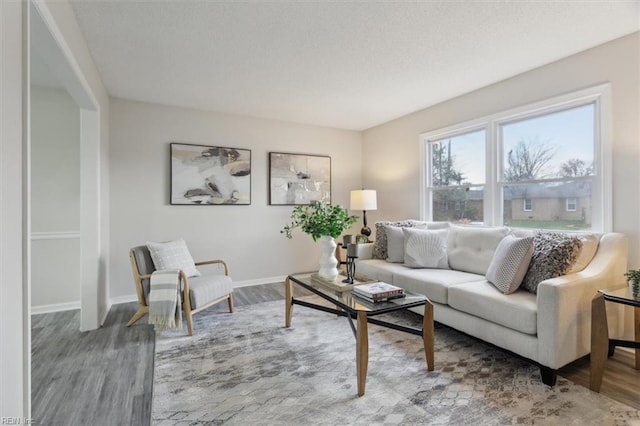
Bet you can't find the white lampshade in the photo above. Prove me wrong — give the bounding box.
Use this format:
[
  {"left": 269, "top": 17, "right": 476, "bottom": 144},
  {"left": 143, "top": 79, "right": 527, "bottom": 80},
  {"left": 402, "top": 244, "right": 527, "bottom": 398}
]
[{"left": 350, "top": 189, "right": 377, "bottom": 211}]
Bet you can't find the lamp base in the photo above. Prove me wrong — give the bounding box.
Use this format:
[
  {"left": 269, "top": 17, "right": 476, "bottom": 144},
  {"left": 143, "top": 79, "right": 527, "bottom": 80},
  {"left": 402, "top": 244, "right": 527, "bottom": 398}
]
[{"left": 360, "top": 226, "right": 371, "bottom": 237}]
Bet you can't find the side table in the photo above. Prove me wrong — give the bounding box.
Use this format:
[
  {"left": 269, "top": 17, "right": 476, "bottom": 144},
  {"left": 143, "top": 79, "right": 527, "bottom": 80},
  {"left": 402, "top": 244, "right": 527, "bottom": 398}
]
[{"left": 590, "top": 287, "right": 640, "bottom": 392}]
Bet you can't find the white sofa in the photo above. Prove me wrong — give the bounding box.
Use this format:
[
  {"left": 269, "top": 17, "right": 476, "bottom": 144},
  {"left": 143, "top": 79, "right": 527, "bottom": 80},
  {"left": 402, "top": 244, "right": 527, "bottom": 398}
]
[{"left": 354, "top": 222, "right": 628, "bottom": 386}]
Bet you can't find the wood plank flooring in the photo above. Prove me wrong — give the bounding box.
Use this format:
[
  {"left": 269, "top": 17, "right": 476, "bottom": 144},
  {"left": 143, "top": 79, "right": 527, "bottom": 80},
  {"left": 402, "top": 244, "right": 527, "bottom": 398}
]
[{"left": 31, "top": 282, "right": 640, "bottom": 425}]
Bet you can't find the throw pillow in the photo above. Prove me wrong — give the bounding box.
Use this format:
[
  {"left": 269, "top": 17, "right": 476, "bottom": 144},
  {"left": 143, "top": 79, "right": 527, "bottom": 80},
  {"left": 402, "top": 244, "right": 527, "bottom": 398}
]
[
  {"left": 403, "top": 228, "right": 449, "bottom": 269},
  {"left": 566, "top": 234, "right": 600, "bottom": 274},
  {"left": 384, "top": 225, "right": 406, "bottom": 263},
  {"left": 146, "top": 238, "right": 201, "bottom": 277},
  {"left": 485, "top": 235, "right": 534, "bottom": 294},
  {"left": 372, "top": 220, "right": 415, "bottom": 259},
  {"left": 521, "top": 232, "right": 583, "bottom": 294},
  {"left": 371, "top": 220, "right": 447, "bottom": 259}
]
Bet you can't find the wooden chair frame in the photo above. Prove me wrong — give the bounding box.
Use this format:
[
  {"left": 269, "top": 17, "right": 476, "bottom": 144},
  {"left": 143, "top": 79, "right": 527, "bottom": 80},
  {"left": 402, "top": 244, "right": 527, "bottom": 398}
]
[{"left": 127, "top": 250, "right": 234, "bottom": 335}]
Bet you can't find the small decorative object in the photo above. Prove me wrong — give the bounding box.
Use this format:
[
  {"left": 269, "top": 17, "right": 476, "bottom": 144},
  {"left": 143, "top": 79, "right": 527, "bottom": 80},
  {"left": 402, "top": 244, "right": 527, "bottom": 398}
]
[
  {"left": 355, "top": 234, "right": 369, "bottom": 244},
  {"left": 170, "top": 143, "right": 251, "bottom": 205},
  {"left": 281, "top": 202, "right": 358, "bottom": 280},
  {"left": 625, "top": 269, "right": 640, "bottom": 296},
  {"left": 343, "top": 244, "right": 358, "bottom": 284},
  {"left": 342, "top": 234, "right": 353, "bottom": 246},
  {"left": 350, "top": 189, "right": 377, "bottom": 239},
  {"left": 269, "top": 152, "right": 331, "bottom": 205}
]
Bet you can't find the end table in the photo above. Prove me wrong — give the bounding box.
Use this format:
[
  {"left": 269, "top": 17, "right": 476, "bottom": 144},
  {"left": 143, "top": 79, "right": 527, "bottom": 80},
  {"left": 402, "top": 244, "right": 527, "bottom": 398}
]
[{"left": 590, "top": 287, "right": 640, "bottom": 392}]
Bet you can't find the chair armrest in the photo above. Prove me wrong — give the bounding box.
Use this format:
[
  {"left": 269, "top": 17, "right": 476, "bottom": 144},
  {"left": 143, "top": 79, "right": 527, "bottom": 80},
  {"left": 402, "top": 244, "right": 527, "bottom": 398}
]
[
  {"left": 536, "top": 232, "right": 628, "bottom": 369},
  {"left": 354, "top": 243, "right": 375, "bottom": 260},
  {"left": 195, "top": 259, "right": 229, "bottom": 275}
]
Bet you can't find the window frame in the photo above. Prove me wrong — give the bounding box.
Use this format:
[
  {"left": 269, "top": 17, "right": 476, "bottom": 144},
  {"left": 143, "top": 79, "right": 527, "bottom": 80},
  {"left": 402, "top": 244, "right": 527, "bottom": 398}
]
[
  {"left": 420, "top": 84, "right": 612, "bottom": 232},
  {"left": 566, "top": 197, "right": 577, "bottom": 212},
  {"left": 523, "top": 198, "right": 533, "bottom": 212}
]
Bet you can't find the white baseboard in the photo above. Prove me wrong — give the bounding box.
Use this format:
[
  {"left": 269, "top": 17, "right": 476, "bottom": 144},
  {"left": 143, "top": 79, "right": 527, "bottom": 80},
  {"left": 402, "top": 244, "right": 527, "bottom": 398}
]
[{"left": 31, "top": 301, "right": 81, "bottom": 315}]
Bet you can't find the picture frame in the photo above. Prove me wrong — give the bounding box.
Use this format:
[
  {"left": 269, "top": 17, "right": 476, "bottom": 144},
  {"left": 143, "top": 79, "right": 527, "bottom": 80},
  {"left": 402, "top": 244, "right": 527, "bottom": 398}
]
[
  {"left": 269, "top": 152, "right": 331, "bottom": 205},
  {"left": 170, "top": 142, "right": 251, "bottom": 205}
]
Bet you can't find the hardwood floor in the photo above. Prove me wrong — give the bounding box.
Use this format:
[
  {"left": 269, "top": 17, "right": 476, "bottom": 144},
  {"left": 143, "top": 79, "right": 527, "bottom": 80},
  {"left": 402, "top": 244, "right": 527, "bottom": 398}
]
[{"left": 31, "top": 282, "right": 639, "bottom": 425}]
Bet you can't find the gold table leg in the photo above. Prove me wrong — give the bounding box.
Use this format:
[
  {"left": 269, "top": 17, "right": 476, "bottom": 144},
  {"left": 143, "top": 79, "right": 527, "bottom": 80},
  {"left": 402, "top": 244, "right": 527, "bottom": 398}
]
[
  {"left": 356, "top": 311, "right": 369, "bottom": 397},
  {"left": 285, "top": 277, "right": 293, "bottom": 328},
  {"left": 423, "top": 300, "right": 435, "bottom": 371},
  {"left": 590, "top": 293, "right": 608, "bottom": 392}
]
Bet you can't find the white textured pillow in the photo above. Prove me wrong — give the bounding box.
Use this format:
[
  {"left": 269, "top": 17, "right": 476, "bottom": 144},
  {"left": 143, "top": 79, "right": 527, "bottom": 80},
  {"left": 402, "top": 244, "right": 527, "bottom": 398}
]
[
  {"left": 146, "top": 239, "right": 201, "bottom": 277},
  {"left": 486, "top": 235, "right": 534, "bottom": 294},
  {"left": 402, "top": 228, "right": 449, "bottom": 269},
  {"left": 384, "top": 225, "right": 406, "bottom": 263}
]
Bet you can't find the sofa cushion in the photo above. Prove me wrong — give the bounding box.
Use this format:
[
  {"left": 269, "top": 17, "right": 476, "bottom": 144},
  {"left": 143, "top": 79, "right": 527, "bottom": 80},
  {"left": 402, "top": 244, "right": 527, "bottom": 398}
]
[
  {"left": 521, "top": 232, "right": 583, "bottom": 293},
  {"left": 447, "top": 225, "right": 510, "bottom": 275},
  {"left": 355, "top": 259, "right": 409, "bottom": 284},
  {"left": 448, "top": 281, "right": 538, "bottom": 335},
  {"left": 146, "top": 238, "right": 201, "bottom": 277},
  {"left": 485, "top": 235, "right": 534, "bottom": 294},
  {"left": 403, "top": 228, "right": 449, "bottom": 269},
  {"left": 393, "top": 268, "right": 485, "bottom": 305},
  {"left": 384, "top": 225, "right": 406, "bottom": 263}
]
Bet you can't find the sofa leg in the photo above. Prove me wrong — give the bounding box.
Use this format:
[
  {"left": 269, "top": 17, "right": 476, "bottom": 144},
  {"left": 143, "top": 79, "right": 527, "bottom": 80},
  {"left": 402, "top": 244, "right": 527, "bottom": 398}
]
[{"left": 540, "top": 366, "right": 557, "bottom": 387}]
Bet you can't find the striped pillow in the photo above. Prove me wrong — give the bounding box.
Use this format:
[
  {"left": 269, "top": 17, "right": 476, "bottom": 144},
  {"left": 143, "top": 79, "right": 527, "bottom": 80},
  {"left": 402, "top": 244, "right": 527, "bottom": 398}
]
[{"left": 485, "top": 235, "right": 534, "bottom": 294}]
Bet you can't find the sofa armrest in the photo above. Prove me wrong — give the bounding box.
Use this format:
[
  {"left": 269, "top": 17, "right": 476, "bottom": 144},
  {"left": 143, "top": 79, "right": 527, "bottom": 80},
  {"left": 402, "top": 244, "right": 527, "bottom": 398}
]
[
  {"left": 536, "top": 232, "right": 628, "bottom": 369},
  {"left": 354, "top": 243, "right": 375, "bottom": 260}
]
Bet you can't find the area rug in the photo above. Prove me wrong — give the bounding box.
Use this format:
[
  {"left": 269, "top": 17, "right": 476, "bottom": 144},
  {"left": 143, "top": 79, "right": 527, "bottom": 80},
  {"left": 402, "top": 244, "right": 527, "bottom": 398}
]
[{"left": 153, "top": 298, "right": 640, "bottom": 425}]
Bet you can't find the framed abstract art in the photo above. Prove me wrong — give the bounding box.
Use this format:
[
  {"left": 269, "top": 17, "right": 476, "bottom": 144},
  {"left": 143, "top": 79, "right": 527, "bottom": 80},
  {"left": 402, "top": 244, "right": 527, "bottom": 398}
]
[
  {"left": 269, "top": 152, "right": 331, "bottom": 205},
  {"left": 170, "top": 143, "right": 251, "bottom": 205}
]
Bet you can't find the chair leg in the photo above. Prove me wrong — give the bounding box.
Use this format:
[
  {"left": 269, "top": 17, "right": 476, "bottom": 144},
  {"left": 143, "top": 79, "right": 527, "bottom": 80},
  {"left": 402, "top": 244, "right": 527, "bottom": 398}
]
[
  {"left": 185, "top": 310, "right": 194, "bottom": 336},
  {"left": 126, "top": 306, "right": 149, "bottom": 327},
  {"left": 228, "top": 293, "right": 235, "bottom": 313}
]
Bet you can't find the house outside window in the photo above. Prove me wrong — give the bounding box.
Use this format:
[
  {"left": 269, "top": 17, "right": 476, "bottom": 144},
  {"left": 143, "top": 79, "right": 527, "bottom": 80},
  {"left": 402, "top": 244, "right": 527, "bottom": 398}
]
[{"left": 420, "top": 84, "right": 611, "bottom": 232}]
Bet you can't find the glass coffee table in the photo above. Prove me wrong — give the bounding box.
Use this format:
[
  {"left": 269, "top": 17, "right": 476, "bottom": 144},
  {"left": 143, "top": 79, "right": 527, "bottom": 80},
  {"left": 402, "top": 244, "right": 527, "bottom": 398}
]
[{"left": 285, "top": 272, "right": 434, "bottom": 396}]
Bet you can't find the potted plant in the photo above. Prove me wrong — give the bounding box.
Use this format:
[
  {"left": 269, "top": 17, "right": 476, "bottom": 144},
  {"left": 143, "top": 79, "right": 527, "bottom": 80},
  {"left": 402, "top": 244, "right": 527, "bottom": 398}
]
[
  {"left": 625, "top": 269, "right": 640, "bottom": 296},
  {"left": 282, "top": 202, "right": 358, "bottom": 280}
]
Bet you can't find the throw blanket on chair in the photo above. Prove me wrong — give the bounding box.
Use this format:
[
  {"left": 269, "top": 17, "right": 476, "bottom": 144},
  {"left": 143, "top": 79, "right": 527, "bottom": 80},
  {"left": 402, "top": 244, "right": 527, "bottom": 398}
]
[{"left": 149, "top": 269, "right": 182, "bottom": 331}]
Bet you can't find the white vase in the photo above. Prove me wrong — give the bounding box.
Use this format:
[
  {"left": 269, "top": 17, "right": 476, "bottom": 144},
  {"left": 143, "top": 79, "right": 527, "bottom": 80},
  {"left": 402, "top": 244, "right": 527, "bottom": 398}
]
[{"left": 318, "top": 235, "right": 339, "bottom": 281}]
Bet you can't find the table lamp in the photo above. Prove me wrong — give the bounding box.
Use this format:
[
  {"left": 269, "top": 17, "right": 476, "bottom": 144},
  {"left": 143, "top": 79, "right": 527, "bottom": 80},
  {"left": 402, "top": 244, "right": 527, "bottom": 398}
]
[{"left": 350, "top": 189, "right": 377, "bottom": 238}]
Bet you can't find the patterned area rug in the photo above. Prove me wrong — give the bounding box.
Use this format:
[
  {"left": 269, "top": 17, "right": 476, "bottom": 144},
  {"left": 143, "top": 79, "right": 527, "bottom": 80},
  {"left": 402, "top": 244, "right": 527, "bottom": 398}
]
[{"left": 153, "top": 297, "right": 640, "bottom": 425}]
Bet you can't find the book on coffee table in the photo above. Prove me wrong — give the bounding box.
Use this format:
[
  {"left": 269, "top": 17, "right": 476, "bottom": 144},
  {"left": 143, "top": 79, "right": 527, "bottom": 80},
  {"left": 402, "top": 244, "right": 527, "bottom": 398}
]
[{"left": 352, "top": 282, "right": 405, "bottom": 302}]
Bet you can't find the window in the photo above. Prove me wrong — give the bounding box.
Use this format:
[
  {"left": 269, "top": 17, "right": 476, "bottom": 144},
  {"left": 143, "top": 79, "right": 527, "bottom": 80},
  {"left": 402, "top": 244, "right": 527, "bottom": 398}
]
[
  {"left": 425, "top": 129, "right": 485, "bottom": 223},
  {"left": 421, "top": 85, "right": 611, "bottom": 231}
]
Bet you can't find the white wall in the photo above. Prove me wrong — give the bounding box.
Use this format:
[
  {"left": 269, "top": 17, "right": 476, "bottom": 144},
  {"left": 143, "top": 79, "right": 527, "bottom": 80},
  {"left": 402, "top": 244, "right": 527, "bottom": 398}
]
[
  {"left": 362, "top": 32, "right": 640, "bottom": 266},
  {"left": 1, "top": 0, "right": 28, "bottom": 418},
  {"left": 30, "top": 85, "right": 80, "bottom": 309},
  {"left": 109, "top": 98, "right": 363, "bottom": 301}
]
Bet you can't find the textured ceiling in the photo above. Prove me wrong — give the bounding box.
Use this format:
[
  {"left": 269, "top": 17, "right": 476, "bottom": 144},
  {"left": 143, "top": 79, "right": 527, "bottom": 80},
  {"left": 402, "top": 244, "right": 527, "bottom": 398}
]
[{"left": 69, "top": 1, "right": 639, "bottom": 131}]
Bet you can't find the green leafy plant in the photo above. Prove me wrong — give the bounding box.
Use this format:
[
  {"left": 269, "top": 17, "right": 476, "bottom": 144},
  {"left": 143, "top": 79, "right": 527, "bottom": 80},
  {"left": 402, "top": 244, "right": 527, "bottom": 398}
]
[
  {"left": 625, "top": 269, "right": 640, "bottom": 295},
  {"left": 281, "top": 203, "right": 358, "bottom": 242}
]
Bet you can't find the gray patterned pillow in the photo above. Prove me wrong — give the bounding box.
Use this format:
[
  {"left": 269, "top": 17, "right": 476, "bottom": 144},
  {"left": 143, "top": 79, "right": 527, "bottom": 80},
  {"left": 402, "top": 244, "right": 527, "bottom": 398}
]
[
  {"left": 486, "top": 235, "right": 534, "bottom": 294},
  {"left": 372, "top": 220, "right": 421, "bottom": 259},
  {"left": 521, "top": 232, "right": 583, "bottom": 294}
]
